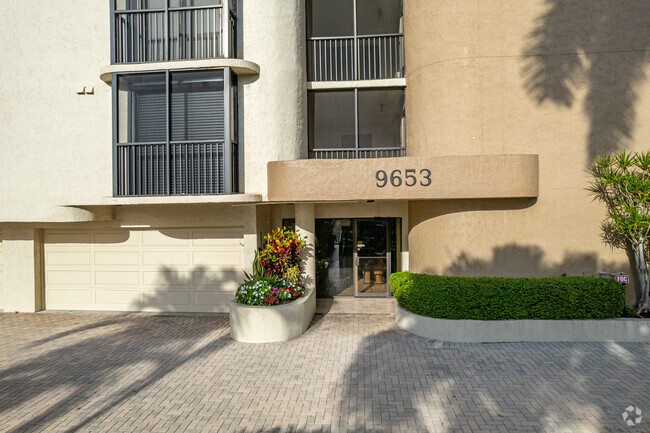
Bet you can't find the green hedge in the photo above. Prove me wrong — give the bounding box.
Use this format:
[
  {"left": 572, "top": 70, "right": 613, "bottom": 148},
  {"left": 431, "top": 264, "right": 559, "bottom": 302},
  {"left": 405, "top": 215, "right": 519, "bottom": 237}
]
[{"left": 390, "top": 272, "right": 626, "bottom": 320}]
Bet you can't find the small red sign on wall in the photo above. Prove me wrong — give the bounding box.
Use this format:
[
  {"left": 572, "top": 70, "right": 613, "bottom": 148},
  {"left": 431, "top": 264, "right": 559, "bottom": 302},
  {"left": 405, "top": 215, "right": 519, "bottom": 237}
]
[{"left": 615, "top": 275, "right": 629, "bottom": 284}]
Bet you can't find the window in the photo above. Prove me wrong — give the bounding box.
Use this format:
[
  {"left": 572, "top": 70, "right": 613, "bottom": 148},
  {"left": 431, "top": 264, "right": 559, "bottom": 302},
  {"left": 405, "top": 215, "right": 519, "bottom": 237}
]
[
  {"left": 308, "top": 88, "right": 405, "bottom": 159},
  {"left": 111, "top": 0, "right": 236, "bottom": 64},
  {"left": 113, "top": 69, "right": 238, "bottom": 196},
  {"left": 306, "top": 0, "right": 405, "bottom": 81}
]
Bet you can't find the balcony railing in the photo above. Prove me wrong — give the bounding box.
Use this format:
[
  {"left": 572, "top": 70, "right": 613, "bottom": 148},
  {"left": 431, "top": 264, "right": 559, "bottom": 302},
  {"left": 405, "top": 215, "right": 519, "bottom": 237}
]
[
  {"left": 309, "top": 147, "right": 405, "bottom": 159},
  {"left": 307, "top": 33, "right": 404, "bottom": 82},
  {"left": 115, "top": 140, "right": 237, "bottom": 196},
  {"left": 112, "top": 3, "right": 235, "bottom": 64}
]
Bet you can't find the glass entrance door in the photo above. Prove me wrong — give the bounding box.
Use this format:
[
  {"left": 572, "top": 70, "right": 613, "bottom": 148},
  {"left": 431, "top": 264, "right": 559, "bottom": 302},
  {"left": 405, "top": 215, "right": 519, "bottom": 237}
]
[
  {"left": 315, "top": 218, "right": 397, "bottom": 298},
  {"left": 354, "top": 219, "right": 391, "bottom": 297}
]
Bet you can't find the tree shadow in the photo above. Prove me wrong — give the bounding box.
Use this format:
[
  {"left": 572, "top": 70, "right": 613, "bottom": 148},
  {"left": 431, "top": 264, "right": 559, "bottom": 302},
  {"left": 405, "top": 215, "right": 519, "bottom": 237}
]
[
  {"left": 437, "top": 243, "right": 623, "bottom": 279},
  {"left": 330, "top": 328, "right": 650, "bottom": 432},
  {"left": 0, "top": 263, "right": 236, "bottom": 433},
  {"left": 521, "top": 0, "right": 650, "bottom": 163}
]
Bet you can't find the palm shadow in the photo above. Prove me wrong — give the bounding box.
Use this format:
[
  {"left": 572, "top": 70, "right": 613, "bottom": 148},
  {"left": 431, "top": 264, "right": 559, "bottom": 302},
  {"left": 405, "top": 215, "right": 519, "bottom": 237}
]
[
  {"left": 521, "top": 0, "right": 650, "bottom": 163},
  {"left": 439, "top": 243, "right": 623, "bottom": 279}
]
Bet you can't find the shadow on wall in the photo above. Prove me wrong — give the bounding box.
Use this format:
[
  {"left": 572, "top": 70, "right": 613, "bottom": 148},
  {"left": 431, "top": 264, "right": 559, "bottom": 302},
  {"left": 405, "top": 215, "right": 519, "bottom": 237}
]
[
  {"left": 426, "top": 243, "right": 625, "bottom": 278},
  {"left": 521, "top": 0, "right": 650, "bottom": 163}
]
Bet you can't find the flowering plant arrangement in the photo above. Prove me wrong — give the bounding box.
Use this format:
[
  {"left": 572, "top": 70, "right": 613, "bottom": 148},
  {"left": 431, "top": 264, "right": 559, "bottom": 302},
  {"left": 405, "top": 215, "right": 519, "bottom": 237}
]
[
  {"left": 235, "top": 276, "right": 305, "bottom": 306},
  {"left": 258, "top": 227, "right": 306, "bottom": 279}
]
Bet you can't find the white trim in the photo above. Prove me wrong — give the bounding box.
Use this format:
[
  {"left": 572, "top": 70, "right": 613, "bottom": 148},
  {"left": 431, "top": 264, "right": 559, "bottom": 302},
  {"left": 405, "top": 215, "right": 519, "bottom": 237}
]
[
  {"left": 307, "top": 78, "right": 406, "bottom": 90},
  {"left": 100, "top": 58, "right": 260, "bottom": 84}
]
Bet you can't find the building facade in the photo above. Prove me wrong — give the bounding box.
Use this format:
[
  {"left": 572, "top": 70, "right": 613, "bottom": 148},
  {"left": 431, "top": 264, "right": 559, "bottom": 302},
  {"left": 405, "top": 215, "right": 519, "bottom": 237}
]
[{"left": 0, "top": 0, "right": 647, "bottom": 313}]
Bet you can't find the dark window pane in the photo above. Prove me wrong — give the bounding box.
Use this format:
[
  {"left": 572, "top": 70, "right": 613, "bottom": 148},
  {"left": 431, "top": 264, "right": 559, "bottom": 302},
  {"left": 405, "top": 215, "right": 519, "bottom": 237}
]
[
  {"left": 309, "top": 91, "right": 356, "bottom": 150},
  {"left": 358, "top": 89, "right": 404, "bottom": 149},
  {"left": 170, "top": 70, "right": 224, "bottom": 141},
  {"left": 115, "top": 0, "right": 165, "bottom": 10},
  {"left": 307, "top": 0, "right": 354, "bottom": 37},
  {"left": 170, "top": 0, "right": 221, "bottom": 8},
  {"left": 356, "top": 0, "right": 402, "bottom": 35},
  {"left": 117, "top": 73, "right": 166, "bottom": 143},
  {"left": 316, "top": 219, "right": 354, "bottom": 297}
]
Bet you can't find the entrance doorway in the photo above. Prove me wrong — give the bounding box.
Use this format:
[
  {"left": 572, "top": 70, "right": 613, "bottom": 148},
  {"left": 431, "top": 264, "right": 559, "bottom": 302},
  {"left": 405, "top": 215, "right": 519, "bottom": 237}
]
[{"left": 315, "top": 218, "right": 398, "bottom": 298}]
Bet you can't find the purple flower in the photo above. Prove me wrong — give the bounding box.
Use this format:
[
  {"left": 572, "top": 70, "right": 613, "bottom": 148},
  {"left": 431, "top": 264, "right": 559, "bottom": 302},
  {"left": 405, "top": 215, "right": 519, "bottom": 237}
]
[{"left": 276, "top": 289, "right": 280, "bottom": 294}]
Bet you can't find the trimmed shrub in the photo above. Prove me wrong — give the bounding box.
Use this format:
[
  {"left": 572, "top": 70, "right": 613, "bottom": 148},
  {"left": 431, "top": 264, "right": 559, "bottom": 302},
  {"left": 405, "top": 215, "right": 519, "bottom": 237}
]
[{"left": 390, "top": 272, "right": 626, "bottom": 320}]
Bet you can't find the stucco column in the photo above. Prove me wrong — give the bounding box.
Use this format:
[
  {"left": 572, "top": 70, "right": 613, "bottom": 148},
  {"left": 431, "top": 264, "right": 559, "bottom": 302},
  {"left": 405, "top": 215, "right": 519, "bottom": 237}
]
[
  {"left": 3, "top": 225, "right": 42, "bottom": 313},
  {"left": 295, "top": 204, "right": 315, "bottom": 291}
]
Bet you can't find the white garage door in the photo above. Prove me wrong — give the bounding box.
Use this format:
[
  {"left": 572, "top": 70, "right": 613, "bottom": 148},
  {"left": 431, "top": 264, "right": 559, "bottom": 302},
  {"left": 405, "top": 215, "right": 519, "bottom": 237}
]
[
  {"left": 0, "top": 230, "right": 4, "bottom": 310},
  {"left": 44, "top": 228, "right": 244, "bottom": 312}
]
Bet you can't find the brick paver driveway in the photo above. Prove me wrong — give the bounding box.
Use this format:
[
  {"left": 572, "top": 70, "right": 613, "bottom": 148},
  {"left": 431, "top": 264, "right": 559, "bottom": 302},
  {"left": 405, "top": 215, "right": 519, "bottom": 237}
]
[{"left": 0, "top": 312, "right": 649, "bottom": 433}]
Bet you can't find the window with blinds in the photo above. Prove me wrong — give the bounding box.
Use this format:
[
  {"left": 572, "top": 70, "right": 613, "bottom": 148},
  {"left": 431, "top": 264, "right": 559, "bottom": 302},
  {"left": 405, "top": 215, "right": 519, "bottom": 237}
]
[{"left": 115, "top": 69, "right": 233, "bottom": 196}]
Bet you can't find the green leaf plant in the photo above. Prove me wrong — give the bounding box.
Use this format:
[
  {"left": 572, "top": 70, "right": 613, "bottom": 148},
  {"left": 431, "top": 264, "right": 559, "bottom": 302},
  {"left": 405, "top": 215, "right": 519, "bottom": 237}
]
[{"left": 589, "top": 150, "right": 650, "bottom": 314}]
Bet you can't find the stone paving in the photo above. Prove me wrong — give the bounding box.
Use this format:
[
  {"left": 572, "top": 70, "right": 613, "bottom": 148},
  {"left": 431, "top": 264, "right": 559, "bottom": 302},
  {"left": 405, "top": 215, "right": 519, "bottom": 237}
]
[{"left": 0, "top": 312, "right": 649, "bottom": 433}]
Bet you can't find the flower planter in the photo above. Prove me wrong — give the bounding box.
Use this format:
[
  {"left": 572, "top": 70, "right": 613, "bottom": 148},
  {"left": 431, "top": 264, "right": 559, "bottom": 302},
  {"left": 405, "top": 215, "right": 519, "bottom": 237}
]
[
  {"left": 229, "top": 288, "right": 316, "bottom": 343},
  {"left": 395, "top": 304, "right": 650, "bottom": 343}
]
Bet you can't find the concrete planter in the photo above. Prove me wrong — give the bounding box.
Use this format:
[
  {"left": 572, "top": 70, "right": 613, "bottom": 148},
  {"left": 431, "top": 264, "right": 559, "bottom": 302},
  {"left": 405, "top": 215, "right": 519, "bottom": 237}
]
[
  {"left": 229, "top": 288, "right": 316, "bottom": 343},
  {"left": 395, "top": 304, "right": 650, "bottom": 343}
]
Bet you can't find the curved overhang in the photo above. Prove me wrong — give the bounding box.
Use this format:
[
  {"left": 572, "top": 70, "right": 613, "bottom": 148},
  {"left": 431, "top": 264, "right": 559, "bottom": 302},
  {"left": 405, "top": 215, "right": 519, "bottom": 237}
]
[
  {"left": 268, "top": 154, "right": 539, "bottom": 202},
  {"left": 100, "top": 58, "right": 260, "bottom": 84}
]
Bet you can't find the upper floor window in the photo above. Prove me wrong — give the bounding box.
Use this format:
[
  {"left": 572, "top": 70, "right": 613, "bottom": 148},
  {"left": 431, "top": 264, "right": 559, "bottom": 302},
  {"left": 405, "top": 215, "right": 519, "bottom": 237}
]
[
  {"left": 308, "top": 88, "right": 405, "bottom": 159},
  {"left": 113, "top": 69, "right": 239, "bottom": 196},
  {"left": 306, "top": 0, "right": 404, "bottom": 82},
  {"left": 111, "top": 0, "right": 237, "bottom": 64}
]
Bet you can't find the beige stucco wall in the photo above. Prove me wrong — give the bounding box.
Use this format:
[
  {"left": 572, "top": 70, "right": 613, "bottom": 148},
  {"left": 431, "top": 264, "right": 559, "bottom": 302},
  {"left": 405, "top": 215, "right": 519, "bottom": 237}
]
[
  {"left": 240, "top": 0, "right": 307, "bottom": 197},
  {"left": 405, "top": 0, "right": 650, "bottom": 302},
  {"left": 0, "top": 0, "right": 305, "bottom": 221},
  {"left": 0, "top": 0, "right": 112, "bottom": 223}
]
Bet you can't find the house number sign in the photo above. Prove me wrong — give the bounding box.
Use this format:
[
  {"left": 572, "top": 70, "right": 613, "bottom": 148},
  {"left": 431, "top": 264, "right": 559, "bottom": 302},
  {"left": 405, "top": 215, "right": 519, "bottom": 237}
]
[{"left": 375, "top": 169, "right": 432, "bottom": 187}]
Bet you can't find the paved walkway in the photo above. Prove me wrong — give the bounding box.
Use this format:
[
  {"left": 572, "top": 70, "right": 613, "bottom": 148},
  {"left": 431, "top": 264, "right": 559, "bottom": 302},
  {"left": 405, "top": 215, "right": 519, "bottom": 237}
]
[{"left": 0, "top": 311, "right": 649, "bottom": 433}]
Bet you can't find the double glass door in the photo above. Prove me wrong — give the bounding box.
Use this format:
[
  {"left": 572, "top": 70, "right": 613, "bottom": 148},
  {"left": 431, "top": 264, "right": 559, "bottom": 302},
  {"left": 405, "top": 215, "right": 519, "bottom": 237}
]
[{"left": 315, "top": 218, "right": 396, "bottom": 298}]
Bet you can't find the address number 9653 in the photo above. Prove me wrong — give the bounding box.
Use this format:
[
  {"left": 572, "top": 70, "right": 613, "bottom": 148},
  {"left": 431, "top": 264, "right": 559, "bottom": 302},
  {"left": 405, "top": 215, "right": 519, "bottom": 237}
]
[{"left": 375, "top": 169, "right": 432, "bottom": 188}]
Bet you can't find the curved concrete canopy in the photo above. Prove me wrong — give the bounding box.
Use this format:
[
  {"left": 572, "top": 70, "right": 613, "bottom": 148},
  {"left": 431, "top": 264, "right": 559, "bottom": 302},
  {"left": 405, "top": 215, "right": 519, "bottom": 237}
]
[{"left": 100, "top": 58, "right": 260, "bottom": 84}]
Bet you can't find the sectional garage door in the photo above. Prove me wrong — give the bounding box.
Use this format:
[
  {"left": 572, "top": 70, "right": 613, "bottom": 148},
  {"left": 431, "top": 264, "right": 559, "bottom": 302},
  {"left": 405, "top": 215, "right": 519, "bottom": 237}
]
[
  {"left": 44, "top": 228, "right": 244, "bottom": 312},
  {"left": 0, "top": 231, "right": 4, "bottom": 310}
]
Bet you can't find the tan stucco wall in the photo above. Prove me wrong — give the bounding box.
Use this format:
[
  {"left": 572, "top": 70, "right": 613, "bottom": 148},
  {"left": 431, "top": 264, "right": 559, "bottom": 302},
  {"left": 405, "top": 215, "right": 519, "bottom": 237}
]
[
  {"left": 405, "top": 0, "right": 650, "bottom": 301},
  {"left": 268, "top": 154, "right": 538, "bottom": 202}
]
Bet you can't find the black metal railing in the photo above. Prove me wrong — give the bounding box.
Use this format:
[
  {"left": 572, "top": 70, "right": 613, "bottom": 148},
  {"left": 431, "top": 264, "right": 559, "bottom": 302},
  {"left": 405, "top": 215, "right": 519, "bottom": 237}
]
[
  {"left": 307, "top": 33, "right": 404, "bottom": 82},
  {"left": 115, "top": 140, "right": 236, "bottom": 196},
  {"left": 309, "top": 147, "right": 405, "bottom": 159},
  {"left": 112, "top": 4, "right": 228, "bottom": 64}
]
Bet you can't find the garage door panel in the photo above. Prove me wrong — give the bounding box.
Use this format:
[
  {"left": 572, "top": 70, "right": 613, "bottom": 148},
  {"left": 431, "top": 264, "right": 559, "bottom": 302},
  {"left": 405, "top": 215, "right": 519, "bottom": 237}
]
[
  {"left": 143, "top": 251, "right": 191, "bottom": 266},
  {"left": 95, "top": 290, "right": 143, "bottom": 306},
  {"left": 47, "top": 251, "right": 92, "bottom": 265},
  {"left": 95, "top": 251, "right": 140, "bottom": 266},
  {"left": 96, "top": 271, "right": 140, "bottom": 286},
  {"left": 142, "top": 230, "right": 191, "bottom": 247},
  {"left": 0, "top": 231, "right": 3, "bottom": 310},
  {"left": 94, "top": 232, "right": 137, "bottom": 246},
  {"left": 47, "top": 270, "right": 93, "bottom": 285},
  {"left": 192, "top": 228, "right": 244, "bottom": 245},
  {"left": 143, "top": 291, "right": 192, "bottom": 306},
  {"left": 194, "top": 291, "right": 236, "bottom": 306},
  {"left": 193, "top": 270, "right": 244, "bottom": 289},
  {"left": 44, "top": 228, "right": 244, "bottom": 312},
  {"left": 193, "top": 251, "right": 242, "bottom": 267},
  {"left": 143, "top": 270, "right": 192, "bottom": 286},
  {"left": 48, "top": 289, "right": 93, "bottom": 305}
]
